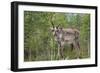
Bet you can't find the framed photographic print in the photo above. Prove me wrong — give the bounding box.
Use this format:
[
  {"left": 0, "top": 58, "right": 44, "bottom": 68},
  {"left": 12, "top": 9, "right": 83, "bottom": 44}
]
[{"left": 11, "top": 1, "right": 97, "bottom": 71}]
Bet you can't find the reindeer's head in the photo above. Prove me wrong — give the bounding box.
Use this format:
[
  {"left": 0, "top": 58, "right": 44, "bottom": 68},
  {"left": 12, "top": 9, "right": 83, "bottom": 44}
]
[
  {"left": 50, "top": 24, "right": 63, "bottom": 42},
  {"left": 50, "top": 24, "right": 62, "bottom": 36}
]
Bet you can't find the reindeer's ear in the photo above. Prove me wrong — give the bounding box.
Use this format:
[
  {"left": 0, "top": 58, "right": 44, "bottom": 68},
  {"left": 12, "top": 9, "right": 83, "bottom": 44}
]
[
  {"left": 56, "top": 24, "right": 60, "bottom": 29},
  {"left": 50, "top": 27, "right": 53, "bottom": 30},
  {"left": 50, "top": 27, "right": 54, "bottom": 32},
  {"left": 56, "top": 26, "right": 58, "bottom": 29}
]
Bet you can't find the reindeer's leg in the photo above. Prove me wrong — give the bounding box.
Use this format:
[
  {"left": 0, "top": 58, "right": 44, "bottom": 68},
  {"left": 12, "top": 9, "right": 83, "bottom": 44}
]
[
  {"left": 57, "top": 43, "right": 64, "bottom": 59},
  {"left": 60, "top": 47, "right": 64, "bottom": 59},
  {"left": 57, "top": 48, "right": 60, "bottom": 59},
  {"left": 60, "top": 43, "right": 65, "bottom": 59},
  {"left": 73, "top": 41, "right": 80, "bottom": 59},
  {"left": 57, "top": 44, "right": 60, "bottom": 60},
  {"left": 77, "top": 41, "right": 81, "bottom": 58},
  {"left": 57, "top": 41, "right": 65, "bottom": 60},
  {"left": 77, "top": 41, "right": 80, "bottom": 49},
  {"left": 71, "top": 44, "right": 74, "bottom": 51}
]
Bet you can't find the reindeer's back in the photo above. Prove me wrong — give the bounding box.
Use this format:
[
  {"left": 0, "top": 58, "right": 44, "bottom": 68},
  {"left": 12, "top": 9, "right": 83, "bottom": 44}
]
[
  {"left": 63, "top": 28, "right": 75, "bottom": 34},
  {"left": 62, "top": 28, "right": 79, "bottom": 44}
]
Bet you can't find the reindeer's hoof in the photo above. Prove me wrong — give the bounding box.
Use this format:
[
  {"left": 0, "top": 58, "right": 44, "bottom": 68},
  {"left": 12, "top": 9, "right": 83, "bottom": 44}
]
[
  {"left": 65, "top": 57, "right": 69, "bottom": 60},
  {"left": 76, "top": 56, "right": 81, "bottom": 59}
]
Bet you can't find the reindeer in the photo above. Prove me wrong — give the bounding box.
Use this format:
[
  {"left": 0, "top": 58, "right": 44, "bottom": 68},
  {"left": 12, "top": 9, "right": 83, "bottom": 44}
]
[{"left": 50, "top": 24, "right": 80, "bottom": 59}]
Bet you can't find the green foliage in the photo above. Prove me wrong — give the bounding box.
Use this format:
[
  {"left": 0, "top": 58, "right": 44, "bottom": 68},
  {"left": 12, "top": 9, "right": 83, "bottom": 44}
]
[{"left": 24, "top": 11, "right": 90, "bottom": 61}]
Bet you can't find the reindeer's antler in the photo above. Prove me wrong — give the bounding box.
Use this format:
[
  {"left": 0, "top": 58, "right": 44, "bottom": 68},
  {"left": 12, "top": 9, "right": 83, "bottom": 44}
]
[
  {"left": 50, "top": 14, "right": 55, "bottom": 28},
  {"left": 51, "top": 21, "right": 54, "bottom": 28},
  {"left": 57, "top": 24, "right": 60, "bottom": 27}
]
